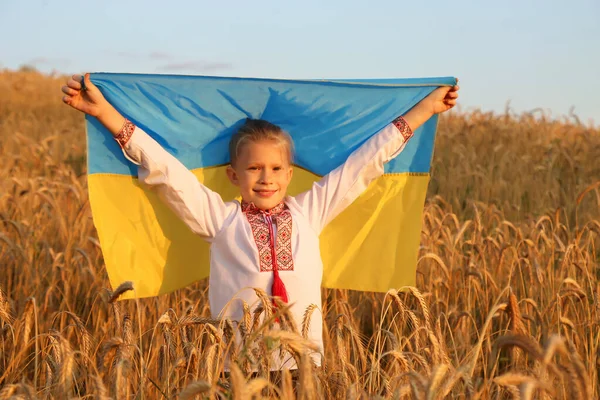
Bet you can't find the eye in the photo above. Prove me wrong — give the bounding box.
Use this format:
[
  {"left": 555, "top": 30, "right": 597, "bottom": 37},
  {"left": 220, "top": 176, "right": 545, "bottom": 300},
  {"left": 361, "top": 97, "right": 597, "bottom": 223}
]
[
  {"left": 248, "top": 166, "right": 260, "bottom": 171},
  {"left": 273, "top": 166, "right": 282, "bottom": 171}
]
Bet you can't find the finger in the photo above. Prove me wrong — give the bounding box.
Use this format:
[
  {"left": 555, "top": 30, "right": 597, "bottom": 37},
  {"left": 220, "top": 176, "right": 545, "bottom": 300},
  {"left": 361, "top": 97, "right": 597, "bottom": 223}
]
[
  {"left": 446, "top": 91, "right": 459, "bottom": 99},
  {"left": 436, "top": 86, "right": 452, "bottom": 98},
  {"left": 62, "top": 95, "right": 72, "bottom": 105},
  {"left": 61, "top": 85, "right": 79, "bottom": 96},
  {"left": 444, "top": 99, "right": 457, "bottom": 106},
  {"left": 67, "top": 78, "right": 82, "bottom": 90},
  {"left": 84, "top": 73, "right": 93, "bottom": 90}
]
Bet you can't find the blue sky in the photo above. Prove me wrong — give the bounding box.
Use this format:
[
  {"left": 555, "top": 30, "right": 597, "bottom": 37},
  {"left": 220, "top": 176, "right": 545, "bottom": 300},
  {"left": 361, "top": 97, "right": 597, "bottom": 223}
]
[{"left": 2, "top": 0, "right": 599, "bottom": 125}]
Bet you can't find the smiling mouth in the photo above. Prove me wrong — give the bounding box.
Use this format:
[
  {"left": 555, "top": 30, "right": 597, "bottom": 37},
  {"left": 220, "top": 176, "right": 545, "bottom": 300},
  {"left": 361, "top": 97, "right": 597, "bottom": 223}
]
[{"left": 253, "top": 189, "right": 277, "bottom": 198}]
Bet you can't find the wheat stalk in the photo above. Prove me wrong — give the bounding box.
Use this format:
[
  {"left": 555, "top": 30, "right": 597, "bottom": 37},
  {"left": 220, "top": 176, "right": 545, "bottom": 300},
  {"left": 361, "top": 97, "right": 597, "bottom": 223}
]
[
  {"left": 178, "top": 380, "right": 211, "bottom": 399},
  {"left": 0, "top": 287, "right": 14, "bottom": 325}
]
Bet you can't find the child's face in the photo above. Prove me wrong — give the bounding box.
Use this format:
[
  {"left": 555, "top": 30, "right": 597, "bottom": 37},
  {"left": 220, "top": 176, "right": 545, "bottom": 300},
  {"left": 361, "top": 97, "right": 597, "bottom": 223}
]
[{"left": 226, "top": 139, "right": 293, "bottom": 210}]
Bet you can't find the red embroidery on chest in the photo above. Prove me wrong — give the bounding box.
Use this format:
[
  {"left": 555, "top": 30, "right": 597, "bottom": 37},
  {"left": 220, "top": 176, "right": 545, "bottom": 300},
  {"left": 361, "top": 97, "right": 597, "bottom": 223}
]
[{"left": 242, "top": 202, "right": 294, "bottom": 272}]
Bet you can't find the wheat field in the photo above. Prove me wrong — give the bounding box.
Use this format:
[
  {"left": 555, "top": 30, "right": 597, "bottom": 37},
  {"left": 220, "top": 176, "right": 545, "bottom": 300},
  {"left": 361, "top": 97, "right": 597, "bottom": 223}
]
[{"left": 1, "top": 70, "right": 599, "bottom": 399}]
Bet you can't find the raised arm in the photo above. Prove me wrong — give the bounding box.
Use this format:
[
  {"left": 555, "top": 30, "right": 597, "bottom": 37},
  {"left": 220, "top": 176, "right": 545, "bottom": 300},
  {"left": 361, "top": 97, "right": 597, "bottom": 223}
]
[
  {"left": 62, "top": 74, "right": 231, "bottom": 239},
  {"left": 118, "top": 122, "right": 231, "bottom": 239},
  {"left": 292, "top": 84, "right": 459, "bottom": 234},
  {"left": 292, "top": 117, "right": 412, "bottom": 234}
]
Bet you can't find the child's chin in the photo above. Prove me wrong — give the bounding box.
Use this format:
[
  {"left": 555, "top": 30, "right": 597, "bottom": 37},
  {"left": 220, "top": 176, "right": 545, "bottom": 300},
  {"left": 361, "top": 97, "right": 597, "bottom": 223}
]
[{"left": 253, "top": 198, "right": 281, "bottom": 210}]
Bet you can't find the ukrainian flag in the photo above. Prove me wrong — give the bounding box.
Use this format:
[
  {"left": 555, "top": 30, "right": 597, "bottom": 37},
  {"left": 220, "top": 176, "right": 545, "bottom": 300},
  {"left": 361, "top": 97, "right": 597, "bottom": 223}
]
[{"left": 86, "top": 74, "right": 456, "bottom": 299}]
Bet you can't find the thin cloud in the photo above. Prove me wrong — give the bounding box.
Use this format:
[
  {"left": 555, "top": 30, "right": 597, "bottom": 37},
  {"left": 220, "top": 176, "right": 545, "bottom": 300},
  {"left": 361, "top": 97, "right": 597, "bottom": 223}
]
[
  {"left": 148, "top": 52, "right": 172, "bottom": 60},
  {"left": 103, "top": 50, "right": 233, "bottom": 73},
  {"left": 27, "top": 56, "right": 71, "bottom": 66},
  {"left": 109, "top": 51, "right": 175, "bottom": 60},
  {"left": 158, "top": 61, "right": 233, "bottom": 73},
  {"left": 111, "top": 51, "right": 140, "bottom": 59}
]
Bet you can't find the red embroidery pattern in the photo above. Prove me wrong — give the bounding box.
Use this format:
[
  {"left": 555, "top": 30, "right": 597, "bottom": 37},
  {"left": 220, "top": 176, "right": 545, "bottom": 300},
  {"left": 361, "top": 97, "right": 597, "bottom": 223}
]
[
  {"left": 242, "top": 202, "right": 294, "bottom": 272},
  {"left": 114, "top": 119, "right": 136, "bottom": 147},
  {"left": 392, "top": 116, "right": 413, "bottom": 142}
]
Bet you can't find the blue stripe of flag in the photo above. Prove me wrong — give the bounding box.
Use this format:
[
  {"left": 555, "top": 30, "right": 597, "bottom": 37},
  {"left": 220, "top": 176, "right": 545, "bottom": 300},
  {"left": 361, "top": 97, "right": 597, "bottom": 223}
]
[{"left": 86, "top": 73, "right": 455, "bottom": 176}]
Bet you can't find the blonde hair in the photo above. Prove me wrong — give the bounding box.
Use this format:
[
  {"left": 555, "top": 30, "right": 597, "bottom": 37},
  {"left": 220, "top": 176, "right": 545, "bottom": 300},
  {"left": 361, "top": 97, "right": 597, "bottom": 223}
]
[{"left": 229, "top": 119, "right": 295, "bottom": 166}]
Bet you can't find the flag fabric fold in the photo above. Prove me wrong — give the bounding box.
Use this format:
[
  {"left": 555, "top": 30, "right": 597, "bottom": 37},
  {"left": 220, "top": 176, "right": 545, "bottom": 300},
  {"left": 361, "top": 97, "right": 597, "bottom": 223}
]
[{"left": 85, "top": 73, "right": 456, "bottom": 299}]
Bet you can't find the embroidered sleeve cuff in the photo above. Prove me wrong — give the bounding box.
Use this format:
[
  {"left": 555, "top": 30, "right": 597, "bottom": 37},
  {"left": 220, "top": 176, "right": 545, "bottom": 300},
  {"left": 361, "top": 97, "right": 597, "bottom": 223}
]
[
  {"left": 114, "top": 119, "right": 136, "bottom": 147},
  {"left": 392, "top": 116, "right": 413, "bottom": 142}
]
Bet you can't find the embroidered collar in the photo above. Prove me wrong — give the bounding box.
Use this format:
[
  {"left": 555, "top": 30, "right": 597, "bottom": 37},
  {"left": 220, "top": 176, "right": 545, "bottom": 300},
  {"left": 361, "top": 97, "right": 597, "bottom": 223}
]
[{"left": 241, "top": 201, "right": 287, "bottom": 215}]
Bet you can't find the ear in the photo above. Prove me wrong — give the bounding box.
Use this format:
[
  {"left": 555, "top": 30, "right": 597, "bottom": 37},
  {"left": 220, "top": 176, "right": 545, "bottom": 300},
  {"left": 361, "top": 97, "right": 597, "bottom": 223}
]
[
  {"left": 226, "top": 165, "right": 239, "bottom": 186},
  {"left": 287, "top": 165, "right": 293, "bottom": 182}
]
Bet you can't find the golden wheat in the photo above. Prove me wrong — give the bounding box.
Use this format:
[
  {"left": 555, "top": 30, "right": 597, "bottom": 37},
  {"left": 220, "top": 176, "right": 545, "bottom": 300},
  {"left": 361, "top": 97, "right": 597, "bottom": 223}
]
[{"left": 0, "top": 70, "right": 599, "bottom": 398}]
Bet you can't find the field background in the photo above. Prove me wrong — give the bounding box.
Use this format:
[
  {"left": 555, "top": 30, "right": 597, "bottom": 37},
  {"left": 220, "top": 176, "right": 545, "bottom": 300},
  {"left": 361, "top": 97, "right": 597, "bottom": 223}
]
[{"left": 1, "top": 70, "right": 599, "bottom": 399}]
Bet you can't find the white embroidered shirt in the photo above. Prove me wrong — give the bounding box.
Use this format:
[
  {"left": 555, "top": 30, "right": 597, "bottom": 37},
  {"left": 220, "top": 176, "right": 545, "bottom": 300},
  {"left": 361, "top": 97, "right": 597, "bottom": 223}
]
[{"left": 116, "top": 117, "right": 413, "bottom": 368}]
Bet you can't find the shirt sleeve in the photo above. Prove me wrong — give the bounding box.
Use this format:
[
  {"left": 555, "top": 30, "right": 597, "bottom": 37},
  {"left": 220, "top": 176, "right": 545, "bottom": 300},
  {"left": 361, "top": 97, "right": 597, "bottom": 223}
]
[
  {"left": 292, "top": 116, "right": 413, "bottom": 235},
  {"left": 115, "top": 120, "right": 231, "bottom": 240}
]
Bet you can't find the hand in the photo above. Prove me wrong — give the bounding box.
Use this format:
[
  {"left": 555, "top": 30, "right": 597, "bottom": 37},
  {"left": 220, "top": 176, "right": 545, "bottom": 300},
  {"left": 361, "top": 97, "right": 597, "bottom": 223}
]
[
  {"left": 61, "top": 73, "right": 109, "bottom": 117},
  {"left": 400, "top": 81, "right": 460, "bottom": 133},
  {"left": 422, "top": 84, "right": 460, "bottom": 115},
  {"left": 62, "top": 73, "right": 127, "bottom": 135}
]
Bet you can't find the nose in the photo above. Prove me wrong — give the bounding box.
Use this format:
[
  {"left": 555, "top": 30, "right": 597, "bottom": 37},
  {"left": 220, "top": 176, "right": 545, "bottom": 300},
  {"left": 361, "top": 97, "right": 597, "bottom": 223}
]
[{"left": 259, "top": 169, "right": 272, "bottom": 184}]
